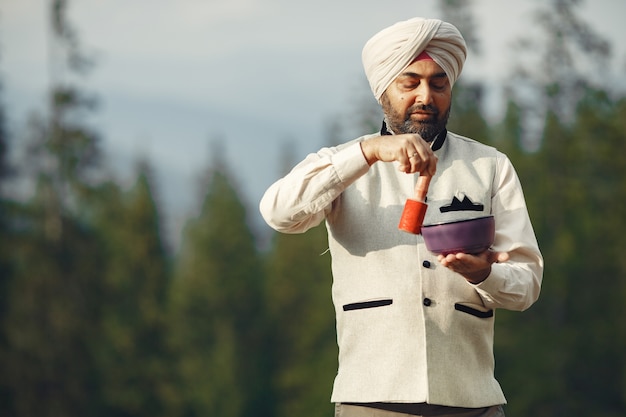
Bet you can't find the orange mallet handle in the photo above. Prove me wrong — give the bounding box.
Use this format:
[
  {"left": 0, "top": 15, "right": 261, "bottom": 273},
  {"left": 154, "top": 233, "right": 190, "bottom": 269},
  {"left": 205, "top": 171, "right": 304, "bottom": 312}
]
[{"left": 398, "top": 175, "right": 432, "bottom": 234}]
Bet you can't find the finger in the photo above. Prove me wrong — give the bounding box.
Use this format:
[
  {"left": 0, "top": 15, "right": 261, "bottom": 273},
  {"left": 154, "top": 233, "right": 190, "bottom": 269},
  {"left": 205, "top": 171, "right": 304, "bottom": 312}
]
[
  {"left": 398, "top": 148, "right": 418, "bottom": 173},
  {"left": 437, "top": 256, "right": 450, "bottom": 267},
  {"left": 408, "top": 150, "right": 421, "bottom": 173},
  {"left": 486, "top": 250, "right": 509, "bottom": 264},
  {"left": 398, "top": 156, "right": 412, "bottom": 173},
  {"left": 410, "top": 144, "right": 431, "bottom": 161},
  {"left": 406, "top": 151, "right": 434, "bottom": 174},
  {"left": 424, "top": 154, "right": 438, "bottom": 176},
  {"left": 411, "top": 146, "right": 437, "bottom": 176},
  {"left": 408, "top": 151, "right": 420, "bottom": 161},
  {"left": 397, "top": 163, "right": 411, "bottom": 173},
  {"left": 496, "top": 251, "right": 510, "bottom": 263}
]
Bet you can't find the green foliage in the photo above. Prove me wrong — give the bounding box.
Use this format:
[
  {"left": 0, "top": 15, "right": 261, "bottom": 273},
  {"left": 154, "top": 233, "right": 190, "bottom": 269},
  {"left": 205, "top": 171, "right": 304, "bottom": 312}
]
[
  {"left": 2, "top": 204, "right": 103, "bottom": 417},
  {"left": 0, "top": 51, "right": 13, "bottom": 415},
  {"left": 90, "top": 162, "right": 174, "bottom": 417},
  {"left": 264, "top": 225, "right": 337, "bottom": 417},
  {"left": 494, "top": 87, "right": 626, "bottom": 417},
  {"left": 0, "top": 1, "right": 106, "bottom": 414},
  {"left": 1, "top": 1, "right": 626, "bottom": 416},
  {"left": 488, "top": 1, "right": 626, "bottom": 413},
  {"left": 448, "top": 82, "right": 491, "bottom": 143},
  {"left": 170, "top": 168, "right": 271, "bottom": 417}
]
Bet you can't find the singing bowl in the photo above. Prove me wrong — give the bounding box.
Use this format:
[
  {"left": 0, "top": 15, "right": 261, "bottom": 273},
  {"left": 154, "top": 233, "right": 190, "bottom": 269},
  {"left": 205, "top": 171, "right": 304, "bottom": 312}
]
[{"left": 421, "top": 215, "right": 495, "bottom": 255}]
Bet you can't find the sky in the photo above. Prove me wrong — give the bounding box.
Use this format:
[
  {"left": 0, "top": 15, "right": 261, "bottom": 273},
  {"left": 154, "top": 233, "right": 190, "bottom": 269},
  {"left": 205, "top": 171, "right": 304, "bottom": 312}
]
[{"left": 2, "top": 0, "right": 626, "bottom": 246}]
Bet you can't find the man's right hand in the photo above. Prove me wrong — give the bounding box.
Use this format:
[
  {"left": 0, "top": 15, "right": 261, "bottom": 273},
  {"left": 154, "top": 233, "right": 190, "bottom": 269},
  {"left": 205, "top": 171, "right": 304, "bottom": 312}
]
[{"left": 360, "top": 134, "right": 437, "bottom": 176}]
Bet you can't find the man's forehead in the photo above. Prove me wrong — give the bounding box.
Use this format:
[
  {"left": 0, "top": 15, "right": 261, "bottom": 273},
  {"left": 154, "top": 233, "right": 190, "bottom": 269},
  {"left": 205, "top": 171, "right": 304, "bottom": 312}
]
[{"left": 399, "top": 60, "right": 448, "bottom": 79}]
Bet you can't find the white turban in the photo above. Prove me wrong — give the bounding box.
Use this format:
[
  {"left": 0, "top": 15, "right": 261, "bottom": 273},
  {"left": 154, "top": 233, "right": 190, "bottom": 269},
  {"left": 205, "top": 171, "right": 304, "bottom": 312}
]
[{"left": 362, "top": 17, "right": 467, "bottom": 102}]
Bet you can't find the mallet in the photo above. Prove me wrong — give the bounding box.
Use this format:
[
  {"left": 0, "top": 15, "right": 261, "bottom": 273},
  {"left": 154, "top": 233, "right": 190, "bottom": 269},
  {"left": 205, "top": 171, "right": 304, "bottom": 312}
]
[{"left": 398, "top": 175, "right": 432, "bottom": 234}]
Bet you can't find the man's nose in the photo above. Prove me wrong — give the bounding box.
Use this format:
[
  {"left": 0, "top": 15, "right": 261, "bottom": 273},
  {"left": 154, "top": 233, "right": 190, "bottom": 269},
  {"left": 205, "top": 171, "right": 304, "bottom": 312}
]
[{"left": 414, "top": 84, "right": 433, "bottom": 106}]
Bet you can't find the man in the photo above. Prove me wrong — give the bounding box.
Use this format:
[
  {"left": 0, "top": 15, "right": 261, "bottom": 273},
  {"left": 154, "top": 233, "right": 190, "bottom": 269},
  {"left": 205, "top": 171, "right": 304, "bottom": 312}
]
[{"left": 260, "top": 17, "right": 543, "bottom": 417}]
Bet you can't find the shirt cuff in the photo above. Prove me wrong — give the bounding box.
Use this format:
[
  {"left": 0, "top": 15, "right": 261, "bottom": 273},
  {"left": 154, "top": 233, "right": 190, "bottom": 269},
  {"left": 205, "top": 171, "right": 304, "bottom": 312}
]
[
  {"left": 331, "top": 142, "right": 370, "bottom": 183},
  {"left": 471, "top": 263, "right": 508, "bottom": 306}
]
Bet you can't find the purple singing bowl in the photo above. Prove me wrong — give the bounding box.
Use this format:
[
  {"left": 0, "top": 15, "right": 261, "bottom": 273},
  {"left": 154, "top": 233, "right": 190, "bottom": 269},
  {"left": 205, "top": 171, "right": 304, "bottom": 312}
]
[{"left": 421, "top": 215, "right": 495, "bottom": 255}]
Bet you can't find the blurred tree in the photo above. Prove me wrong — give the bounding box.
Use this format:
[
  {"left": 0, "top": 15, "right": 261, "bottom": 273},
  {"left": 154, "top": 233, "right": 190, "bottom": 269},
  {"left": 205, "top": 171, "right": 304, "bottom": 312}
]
[
  {"left": 613, "top": 97, "right": 626, "bottom": 411},
  {"left": 0, "top": 1, "right": 106, "bottom": 415},
  {"left": 559, "top": 89, "right": 626, "bottom": 415},
  {"left": 438, "top": 0, "right": 481, "bottom": 56},
  {"left": 0, "top": 53, "right": 16, "bottom": 416},
  {"left": 27, "top": 0, "right": 101, "bottom": 237},
  {"left": 262, "top": 143, "right": 336, "bottom": 417},
  {"left": 496, "top": 86, "right": 626, "bottom": 417},
  {"left": 494, "top": 107, "right": 574, "bottom": 416},
  {"left": 446, "top": 82, "right": 491, "bottom": 144},
  {"left": 263, "top": 224, "right": 336, "bottom": 417},
  {"left": 330, "top": 77, "right": 382, "bottom": 142},
  {"left": 170, "top": 158, "right": 270, "bottom": 417},
  {"left": 490, "top": 96, "right": 525, "bottom": 157},
  {"left": 3, "top": 204, "right": 102, "bottom": 417},
  {"left": 507, "top": 0, "right": 612, "bottom": 149},
  {"left": 0, "top": 61, "right": 9, "bottom": 188},
  {"left": 90, "top": 160, "right": 174, "bottom": 417},
  {"left": 492, "top": 1, "right": 626, "bottom": 414},
  {"left": 7, "top": 107, "right": 105, "bottom": 417},
  {"left": 437, "top": 0, "right": 491, "bottom": 144}
]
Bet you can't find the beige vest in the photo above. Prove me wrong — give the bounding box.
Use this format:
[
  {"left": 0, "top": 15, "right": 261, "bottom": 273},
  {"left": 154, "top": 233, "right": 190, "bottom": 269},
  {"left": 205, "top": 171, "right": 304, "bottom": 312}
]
[{"left": 328, "top": 132, "right": 519, "bottom": 407}]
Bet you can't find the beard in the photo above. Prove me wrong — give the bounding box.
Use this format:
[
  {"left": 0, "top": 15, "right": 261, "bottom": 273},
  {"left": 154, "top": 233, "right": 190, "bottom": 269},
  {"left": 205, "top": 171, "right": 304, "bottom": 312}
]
[{"left": 381, "top": 93, "right": 450, "bottom": 141}]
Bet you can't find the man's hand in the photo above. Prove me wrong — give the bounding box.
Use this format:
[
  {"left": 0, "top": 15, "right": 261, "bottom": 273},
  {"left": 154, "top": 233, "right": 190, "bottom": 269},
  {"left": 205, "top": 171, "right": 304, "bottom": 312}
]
[
  {"left": 360, "top": 134, "right": 437, "bottom": 176},
  {"left": 437, "top": 250, "right": 510, "bottom": 284}
]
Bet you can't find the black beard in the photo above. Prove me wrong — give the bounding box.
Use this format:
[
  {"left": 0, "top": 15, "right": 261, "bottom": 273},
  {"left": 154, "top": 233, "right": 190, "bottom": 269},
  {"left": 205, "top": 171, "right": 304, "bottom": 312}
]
[{"left": 381, "top": 94, "right": 450, "bottom": 141}]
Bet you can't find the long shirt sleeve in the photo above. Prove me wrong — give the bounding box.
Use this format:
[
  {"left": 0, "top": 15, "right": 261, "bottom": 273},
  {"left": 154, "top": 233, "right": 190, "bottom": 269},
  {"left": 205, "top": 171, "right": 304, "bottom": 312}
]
[
  {"left": 472, "top": 154, "right": 543, "bottom": 311},
  {"left": 260, "top": 140, "right": 370, "bottom": 233}
]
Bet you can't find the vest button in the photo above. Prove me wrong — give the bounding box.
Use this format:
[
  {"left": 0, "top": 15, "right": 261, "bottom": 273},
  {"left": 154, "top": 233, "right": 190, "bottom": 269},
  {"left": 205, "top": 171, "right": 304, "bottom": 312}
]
[
  {"left": 422, "top": 260, "right": 431, "bottom": 268},
  {"left": 423, "top": 298, "right": 432, "bottom": 307}
]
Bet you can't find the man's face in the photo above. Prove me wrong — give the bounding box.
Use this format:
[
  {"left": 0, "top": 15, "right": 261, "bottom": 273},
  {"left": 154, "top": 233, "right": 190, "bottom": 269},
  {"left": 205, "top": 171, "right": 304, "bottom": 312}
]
[{"left": 381, "top": 59, "right": 452, "bottom": 141}]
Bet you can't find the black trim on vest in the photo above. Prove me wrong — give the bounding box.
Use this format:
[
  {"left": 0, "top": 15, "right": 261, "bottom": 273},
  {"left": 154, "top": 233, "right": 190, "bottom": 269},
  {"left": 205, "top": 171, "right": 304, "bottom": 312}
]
[
  {"left": 380, "top": 120, "right": 393, "bottom": 136},
  {"left": 454, "top": 303, "right": 494, "bottom": 319},
  {"left": 344, "top": 402, "right": 482, "bottom": 415},
  {"left": 343, "top": 299, "right": 393, "bottom": 311}
]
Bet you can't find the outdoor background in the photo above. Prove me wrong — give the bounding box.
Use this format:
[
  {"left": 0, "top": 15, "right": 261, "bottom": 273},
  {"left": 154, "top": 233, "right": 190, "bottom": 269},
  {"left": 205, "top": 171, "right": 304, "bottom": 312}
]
[{"left": 1, "top": 0, "right": 625, "bottom": 416}]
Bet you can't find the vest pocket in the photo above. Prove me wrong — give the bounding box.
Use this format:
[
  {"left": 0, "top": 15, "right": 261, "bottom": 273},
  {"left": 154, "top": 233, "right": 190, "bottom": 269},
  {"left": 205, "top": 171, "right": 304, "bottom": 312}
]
[
  {"left": 454, "top": 302, "right": 494, "bottom": 318},
  {"left": 343, "top": 299, "right": 393, "bottom": 311}
]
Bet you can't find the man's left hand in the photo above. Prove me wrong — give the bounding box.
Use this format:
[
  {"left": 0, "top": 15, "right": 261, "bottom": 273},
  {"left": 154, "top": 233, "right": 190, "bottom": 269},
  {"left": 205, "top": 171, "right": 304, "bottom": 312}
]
[{"left": 437, "top": 250, "right": 510, "bottom": 284}]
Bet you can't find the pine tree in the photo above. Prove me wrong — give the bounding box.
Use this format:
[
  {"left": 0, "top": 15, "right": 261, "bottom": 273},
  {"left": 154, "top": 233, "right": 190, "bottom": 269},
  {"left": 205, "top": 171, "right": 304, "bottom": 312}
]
[
  {"left": 562, "top": 88, "right": 626, "bottom": 414},
  {"left": 264, "top": 224, "right": 336, "bottom": 417},
  {"left": 446, "top": 82, "right": 491, "bottom": 144},
  {"left": 1, "top": 1, "right": 105, "bottom": 415},
  {"left": 257, "top": 138, "right": 337, "bottom": 417},
  {"left": 0, "top": 51, "right": 17, "bottom": 417},
  {"left": 494, "top": 1, "right": 626, "bottom": 414},
  {"left": 437, "top": 0, "right": 491, "bottom": 145},
  {"left": 170, "top": 163, "right": 270, "bottom": 417},
  {"left": 91, "top": 160, "right": 174, "bottom": 416}
]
